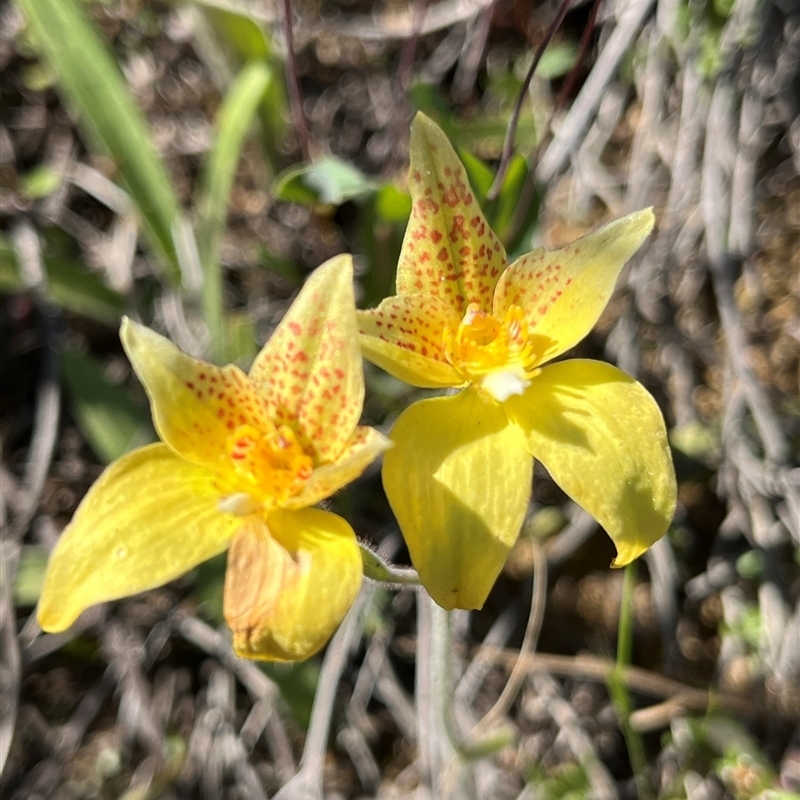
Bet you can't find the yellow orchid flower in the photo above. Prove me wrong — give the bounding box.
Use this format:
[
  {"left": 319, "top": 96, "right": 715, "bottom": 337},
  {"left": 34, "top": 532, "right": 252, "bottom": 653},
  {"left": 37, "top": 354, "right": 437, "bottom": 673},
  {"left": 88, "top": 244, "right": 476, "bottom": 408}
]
[
  {"left": 37, "top": 255, "right": 391, "bottom": 661},
  {"left": 358, "top": 114, "right": 677, "bottom": 611}
]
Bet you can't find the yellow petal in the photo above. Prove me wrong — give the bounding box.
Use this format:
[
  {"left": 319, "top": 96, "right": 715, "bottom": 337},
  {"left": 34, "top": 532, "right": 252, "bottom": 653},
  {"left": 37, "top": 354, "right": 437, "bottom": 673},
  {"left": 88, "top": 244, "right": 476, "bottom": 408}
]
[
  {"left": 493, "top": 210, "right": 655, "bottom": 365},
  {"left": 505, "top": 359, "right": 676, "bottom": 566},
  {"left": 357, "top": 296, "right": 463, "bottom": 388},
  {"left": 223, "top": 508, "right": 362, "bottom": 661},
  {"left": 249, "top": 255, "right": 363, "bottom": 464},
  {"left": 382, "top": 389, "right": 532, "bottom": 610},
  {"left": 396, "top": 114, "right": 506, "bottom": 316},
  {"left": 37, "top": 444, "right": 240, "bottom": 632},
  {"left": 283, "top": 426, "right": 392, "bottom": 510},
  {"left": 121, "top": 318, "right": 273, "bottom": 470}
]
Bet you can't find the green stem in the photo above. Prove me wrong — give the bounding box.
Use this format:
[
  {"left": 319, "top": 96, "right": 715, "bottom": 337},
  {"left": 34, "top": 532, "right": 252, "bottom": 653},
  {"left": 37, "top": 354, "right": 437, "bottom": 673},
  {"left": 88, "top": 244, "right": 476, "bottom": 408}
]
[
  {"left": 608, "top": 561, "right": 653, "bottom": 800},
  {"left": 617, "top": 561, "right": 637, "bottom": 670}
]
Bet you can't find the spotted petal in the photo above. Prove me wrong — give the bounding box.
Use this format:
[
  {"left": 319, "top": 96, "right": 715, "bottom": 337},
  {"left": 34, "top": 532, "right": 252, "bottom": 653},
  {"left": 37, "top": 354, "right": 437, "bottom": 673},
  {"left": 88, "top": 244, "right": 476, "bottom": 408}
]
[
  {"left": 493, "top": 210, "right": 654, "bottom": 366},
  {"left": 505, "top": 359, "right": 676, "bottom": 566},
  {"left": 357, "top": 295, "right": 462, "bottom": 388},
  {"left": 383, "top": 388, "right": 532, "bottom": 610},
  {"left": 223, "top": 508, "right": 362, "bottom": 661},
  {"left": 396, "top": 114, "right": 506, "bottom": 315},
  {"left": 284, "top": 426, "right": 392, "bottom": 510},
  {"left": 249, "top": 255, "right": 363, "bottom": 465},
  {"left": 37, "top": 444, "right": 240, "bottom": 632},
  {"left": 121, "top": 318, "right": 272, "bottom": 472}
]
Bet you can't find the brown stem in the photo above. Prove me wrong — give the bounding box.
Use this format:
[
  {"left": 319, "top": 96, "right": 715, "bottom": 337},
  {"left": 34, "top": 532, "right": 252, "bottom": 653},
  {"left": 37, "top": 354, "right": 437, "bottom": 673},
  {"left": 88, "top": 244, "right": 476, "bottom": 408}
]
[
  {"left": 281, "top": 0, "right": 310, "bottom": 161},
  {"left": 555, "top": 0, "right": 603, "bottom": 110},
  {"left": 487, "top": 0, "right": 573, "bottom": 199}
]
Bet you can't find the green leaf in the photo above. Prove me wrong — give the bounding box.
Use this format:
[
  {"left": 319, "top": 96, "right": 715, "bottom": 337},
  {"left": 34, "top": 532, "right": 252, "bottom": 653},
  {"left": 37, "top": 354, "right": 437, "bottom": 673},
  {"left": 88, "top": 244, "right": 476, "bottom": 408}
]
[
  {"left": 0, "top": 238, "right": 25, "bottom": 293},
  {"left": 272, "top": 156, "right": 376, "bottom": 206},
  {"left": 20, "top": 165, "right": 61, "bottom": 198},
  {"left": 17, "top": 0, "right": 184, "bottom": 283},
  {"left": 195, "top": 61, "right": 272, "bottom": 360},
  {"left": 14, "top": 546, "right": 50, "bottom": 606},
  {"left": 62, "top": 349, "right": 155, "bottom": 463},
  {"left": 458, "top": 149, "right": 494, "bottom": 207},
  {"left": 197, "top": 1, "right": 271, "bottom": 61},
  {"left": 493, "top": 154, "right": 541, "bottom": 254},
  {"left": 259, "top": 660, "right": 320, "bottom": 729},
  {"left": 536, "top": 42, "right": 579, "bottom": 80},
  {"left": 0, "top": 236, "right": 127, "bottom": 325},
  {"left": 194, "top": 1, "right": 287, "bottom": 167},
  {"left": 223, "top": 310, "right": 258, "bottom": 366},
  {"left": 374, "top": 184, "right": 411, "bottom": 224}
]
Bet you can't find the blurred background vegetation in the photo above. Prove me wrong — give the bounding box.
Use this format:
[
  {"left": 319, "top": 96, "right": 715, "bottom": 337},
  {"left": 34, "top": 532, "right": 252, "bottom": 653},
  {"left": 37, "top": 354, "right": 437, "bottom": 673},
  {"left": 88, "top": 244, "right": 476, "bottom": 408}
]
[{"left": 0, "top": 0, "right": 798, "bottom": 798}]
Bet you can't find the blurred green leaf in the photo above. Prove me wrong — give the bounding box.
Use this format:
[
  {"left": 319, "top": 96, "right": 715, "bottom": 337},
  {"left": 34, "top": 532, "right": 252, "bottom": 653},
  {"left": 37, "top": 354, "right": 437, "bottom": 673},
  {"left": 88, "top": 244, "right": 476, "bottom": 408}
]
[
  {"left": 273, "top": 156, "right": 376, "bottom": 206},
  {"left": 196, "top": 1, "right": 271, "bottom": 60},
  {"left": 410, "top": 83, "right": 539, "bottom": 156},
  {"left": 21, "top": 62, "right": 58, "bottom": 91},
  {"left": 18, "top": 0, "right": 184, "bottom": 284},
  {"left": 196, "top": 61, "right": 272, "bottom": 361},
  {"left": 670, "top": 420, "right": 720, "bottom": 461},
  {"left": 493, "top": 154, "right": 541, "bottom": 255},
  {"left": 195, "top": 0, "right": 287, "bottom": 168},
  {"left": 458, "top": 149, "right": 494, "bottom": 206},
  {"left": 1, "top": 236, "right": 127, "bottom": 325},
  {"left": 257, "top": 245, "right": 304, "bottom": 285},
  {"left": 0, "top": 238, "right": 25, "bottom": 293},
  {"left": 273, "top": 157, "right": 376, "bottom": 206},
  {"left": 374, "top": 184, "right": 411, "bottom": 224},
  {"left": 735, "top": 550, "right": 765, "bottom": 580},
  {"left": 454, "top": 150, "right": 540, "bottom": 254},
  {"left": 224, "top": 311, "right": 258, "bottom": 366},
  {"left": 13, "top": 546, "right": 49, "bottom": 606},
  {"left": 62, "top": 350, "right": 155, "bottom": 463},
  {"left": 45, "top": 258, "right": 128, "bottom": 324},
  {"left": 193, "top": 552, "right": 227, "bottom": 623},
  {"left": 535, "top": 42, "right": 579, "bottom": 80},
  {"left": 20, "top": 165, "right": 61, "bottom": 199},
  {"left": 260, "top": 660, "right": 320, "bottom": 729},
  {"left": 527, "top": 506, "right": 566, "bottom": 540}
]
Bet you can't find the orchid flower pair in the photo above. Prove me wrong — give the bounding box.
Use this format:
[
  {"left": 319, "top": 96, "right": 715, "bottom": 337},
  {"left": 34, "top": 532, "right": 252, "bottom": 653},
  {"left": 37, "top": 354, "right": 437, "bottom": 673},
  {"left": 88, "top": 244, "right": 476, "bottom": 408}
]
[{"left": 37, "top": 114, "right": 676, "bottom": 660}]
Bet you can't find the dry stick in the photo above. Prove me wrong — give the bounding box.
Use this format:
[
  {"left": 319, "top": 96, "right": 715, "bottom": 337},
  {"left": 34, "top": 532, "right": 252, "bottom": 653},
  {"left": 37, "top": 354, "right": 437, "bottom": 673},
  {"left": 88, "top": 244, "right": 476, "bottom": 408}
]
[
  {"left": 701, "top": 81, "right": 789, "bottom": 464},
  {"left": 624, "top": 24, "right": 668, "bottom": 213},
  {"left": 1, "top": 224, "right": 62, "bottom": 778},
  {"left": 273, "top": 588, "right": 373, "bottom": 800},
  {"left": 533, "top": 672, "right": 619, "bottom": 800},
  {"left": 481, "top": 650, "right": 779, "bottom": 722},
  {"left": 472, "top": 539, "right": 547, "bottom": 735},
  {"left": 537, "top": 0, "right": 657, "bottom": 184},
  {"left": 397, "top": 0, "right": 431, "bottom": 96},
  {"left": 488, "top": 0, "right": 573, "bottom": 200},
  {"left": 387, "top": 0, "right": 430, "bottom": 175},
  {"left": 452, "top": 2, "right": 495, "bottom": 102},
  {"left": 0, "top": 547, "right": 20, "bottom": 779},
  {"left": 281, "top": 0, "right": 310, "bottom": 161}
]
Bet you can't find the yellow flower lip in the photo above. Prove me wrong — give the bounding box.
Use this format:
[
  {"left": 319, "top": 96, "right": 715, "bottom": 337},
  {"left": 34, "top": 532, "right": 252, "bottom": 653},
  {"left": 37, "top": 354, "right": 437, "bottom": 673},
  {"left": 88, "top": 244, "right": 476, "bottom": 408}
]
[
  {"left": 443, "top": 302, "right": 543, "bottom": 400},
  {"left": 219, "top": 422, "right": 314, "bottom": 512}
]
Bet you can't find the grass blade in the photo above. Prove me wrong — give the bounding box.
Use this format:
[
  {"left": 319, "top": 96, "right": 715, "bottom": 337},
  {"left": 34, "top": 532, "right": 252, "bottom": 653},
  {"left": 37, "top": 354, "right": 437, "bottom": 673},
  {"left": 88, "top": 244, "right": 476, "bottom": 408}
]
[
  {"left": 195, "top": 61, "right": 272, "bottom": 361},
  {"left": 17, "top": 0, "right": 184, "bottom": 284}
]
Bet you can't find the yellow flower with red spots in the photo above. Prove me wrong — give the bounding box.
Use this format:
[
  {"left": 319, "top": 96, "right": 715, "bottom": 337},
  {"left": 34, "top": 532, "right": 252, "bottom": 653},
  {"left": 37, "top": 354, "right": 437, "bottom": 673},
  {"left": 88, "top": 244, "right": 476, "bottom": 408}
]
[
  {"left": 37, "top": 256, "right": 390, "bottom": 661},
  {"left": 358, "top": 114, "right": 677, "bottom": 611}
]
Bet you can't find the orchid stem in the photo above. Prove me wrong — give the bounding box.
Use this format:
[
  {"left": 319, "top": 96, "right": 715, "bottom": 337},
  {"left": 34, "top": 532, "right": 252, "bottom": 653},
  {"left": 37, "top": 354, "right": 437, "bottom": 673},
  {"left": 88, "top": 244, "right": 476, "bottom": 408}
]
[
  {"left": 608, "top": 561, "right": 653, "bottom": 800},
  {"left": 281, "top": 0, "right": 310, "bottom": 161},
  {"left": 487, "top": 0, "right": 573, "bottom": 200}
]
